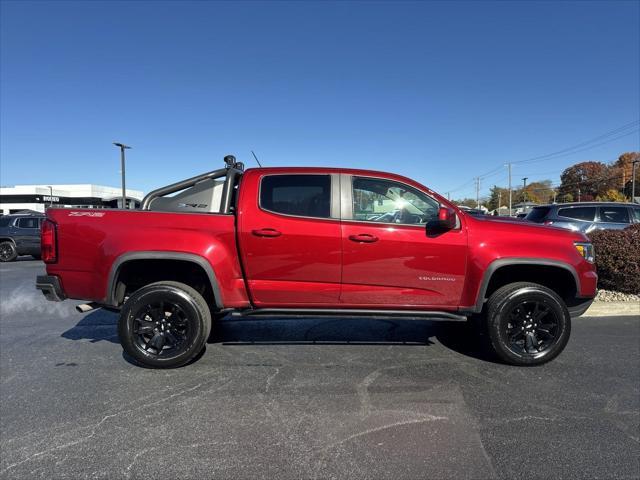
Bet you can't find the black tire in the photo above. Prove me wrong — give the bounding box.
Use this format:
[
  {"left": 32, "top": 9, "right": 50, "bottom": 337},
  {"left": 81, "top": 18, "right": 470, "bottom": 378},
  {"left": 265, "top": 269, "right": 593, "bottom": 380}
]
[
  {"left": 485, "top": 282, "right": 571, "bottom": 366},
  {"left": 0, "top": 241, "right": 17, "bottom": 262},
  {"left": 118, "top": 281, "right": 212, "bottom": 368}
]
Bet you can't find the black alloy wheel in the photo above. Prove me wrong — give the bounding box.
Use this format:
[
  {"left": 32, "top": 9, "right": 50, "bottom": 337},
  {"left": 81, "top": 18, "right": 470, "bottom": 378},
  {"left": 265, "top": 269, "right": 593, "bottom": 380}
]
[
  {"left": 503, "top": 300, "right": 560, "bottom": 356},
  {"left": 118, "top": 281, "right": 212, "bottom": 368},
  {"left": 0, "top": 242, "right": 17, "bottom": 262},
  {"left": 485, "top": 282, "right": 571, "bottom": 366}
]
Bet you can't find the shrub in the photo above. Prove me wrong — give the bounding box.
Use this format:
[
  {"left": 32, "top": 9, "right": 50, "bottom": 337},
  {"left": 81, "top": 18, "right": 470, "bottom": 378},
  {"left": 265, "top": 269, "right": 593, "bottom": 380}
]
[{"left": 588, "top": 224, "right": 640, "bottom": 295}]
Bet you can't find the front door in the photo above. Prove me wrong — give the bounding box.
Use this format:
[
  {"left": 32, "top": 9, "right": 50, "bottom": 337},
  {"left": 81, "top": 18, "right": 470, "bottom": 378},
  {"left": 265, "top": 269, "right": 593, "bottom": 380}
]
[
  {"left": 340, "top": 175, "right": 467, "bottom": 308},
  {"left": 238, "top": 172, "right": 342, "bottom": 306}
]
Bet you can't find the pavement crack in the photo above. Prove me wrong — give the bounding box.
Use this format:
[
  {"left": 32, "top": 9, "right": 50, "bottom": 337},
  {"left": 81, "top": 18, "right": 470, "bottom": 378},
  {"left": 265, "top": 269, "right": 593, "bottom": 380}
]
[
  {"left": 356, "top": 369, "right": 382, "bottom": 418},
  {"left": 0, "top": 380, "right": 221, "bottom": 474}
]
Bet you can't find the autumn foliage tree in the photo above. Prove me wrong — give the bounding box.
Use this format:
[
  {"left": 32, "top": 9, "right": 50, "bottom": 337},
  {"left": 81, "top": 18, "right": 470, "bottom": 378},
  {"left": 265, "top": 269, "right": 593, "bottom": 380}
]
[{"left": 558, "top": 161, "right": 618, "bottom": 201}]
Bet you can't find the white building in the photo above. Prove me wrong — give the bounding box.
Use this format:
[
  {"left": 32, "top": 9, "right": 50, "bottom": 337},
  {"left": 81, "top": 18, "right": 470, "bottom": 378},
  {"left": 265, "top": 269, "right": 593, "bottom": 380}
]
[{"left": 0, "top": 184, "right": 144, "bottom": 215}]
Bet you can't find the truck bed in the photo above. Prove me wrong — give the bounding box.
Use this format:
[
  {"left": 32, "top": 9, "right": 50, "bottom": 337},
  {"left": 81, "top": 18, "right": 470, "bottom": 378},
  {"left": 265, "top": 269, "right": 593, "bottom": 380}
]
[{"left": 45, "top": 208, "right": 250, "bottom": 308}]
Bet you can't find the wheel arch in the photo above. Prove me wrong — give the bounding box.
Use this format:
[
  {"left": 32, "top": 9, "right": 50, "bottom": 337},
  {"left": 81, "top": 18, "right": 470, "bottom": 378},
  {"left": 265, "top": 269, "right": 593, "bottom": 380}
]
[
  {"left": 106, "top": 251, "right": 223, "bottom": 309},
  {"left": 471, "top": 258, "right": 581, "bottom": 313}
]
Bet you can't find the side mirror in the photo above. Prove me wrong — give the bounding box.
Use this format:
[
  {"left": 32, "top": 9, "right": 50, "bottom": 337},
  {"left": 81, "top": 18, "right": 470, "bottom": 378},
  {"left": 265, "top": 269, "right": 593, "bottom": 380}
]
[{"left": 436, "top": 206, "right": 457, "bottom": 229}]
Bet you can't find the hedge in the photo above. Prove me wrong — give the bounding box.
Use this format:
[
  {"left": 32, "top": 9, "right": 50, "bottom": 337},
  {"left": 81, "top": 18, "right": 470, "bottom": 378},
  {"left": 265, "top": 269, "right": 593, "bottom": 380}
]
[{"left": 587, "top": 224, "right": 640, "bottom": 295}]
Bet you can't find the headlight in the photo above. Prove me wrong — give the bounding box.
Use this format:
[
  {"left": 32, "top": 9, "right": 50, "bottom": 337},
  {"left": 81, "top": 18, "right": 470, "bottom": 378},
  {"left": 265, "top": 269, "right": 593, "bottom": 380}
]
[{"left": 574, "top": 242, "right": 595, "bottom": 263}]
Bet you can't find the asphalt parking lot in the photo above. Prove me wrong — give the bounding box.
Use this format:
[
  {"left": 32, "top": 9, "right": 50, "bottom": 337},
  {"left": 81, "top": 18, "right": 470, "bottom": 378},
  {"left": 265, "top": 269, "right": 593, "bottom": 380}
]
[{"left": 1, "top": 259, "right": 638, "bottom": 479}]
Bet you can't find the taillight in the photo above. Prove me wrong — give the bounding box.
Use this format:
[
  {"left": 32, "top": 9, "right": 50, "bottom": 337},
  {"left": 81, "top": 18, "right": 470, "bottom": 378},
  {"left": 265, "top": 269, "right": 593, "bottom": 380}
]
[{"left": 41, "top": 219, "right": 57, "bottom": 263}]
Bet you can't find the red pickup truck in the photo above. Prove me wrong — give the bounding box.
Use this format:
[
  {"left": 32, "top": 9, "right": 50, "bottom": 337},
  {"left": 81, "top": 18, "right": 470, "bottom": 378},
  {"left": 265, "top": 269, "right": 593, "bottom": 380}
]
[{"left": 37, "top": 156, "right": 597, "bottom": 368}]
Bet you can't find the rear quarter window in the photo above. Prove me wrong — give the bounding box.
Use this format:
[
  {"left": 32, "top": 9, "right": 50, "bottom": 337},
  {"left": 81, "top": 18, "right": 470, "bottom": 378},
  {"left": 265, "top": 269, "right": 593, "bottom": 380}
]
[
  {"left": 599, "top": 206, "right": 630, "bottom": 223},
  {"left": 557, "top": 207, "right": 596, "bottom": 221}
]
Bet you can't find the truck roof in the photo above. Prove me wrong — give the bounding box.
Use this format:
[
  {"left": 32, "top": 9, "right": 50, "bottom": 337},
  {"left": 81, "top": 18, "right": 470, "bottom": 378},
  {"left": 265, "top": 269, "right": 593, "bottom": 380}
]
[{"left": 243, "top": 167, "right": 445, "bottom": 202}]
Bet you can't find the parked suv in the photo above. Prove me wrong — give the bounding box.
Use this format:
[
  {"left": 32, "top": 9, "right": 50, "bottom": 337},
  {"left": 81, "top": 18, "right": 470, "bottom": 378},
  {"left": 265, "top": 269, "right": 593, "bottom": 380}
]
[
  {"left": 525, "top": 202, "right": 640, "bottom": 232},
  {"left": 0, "top": 213, "right": 45, "bottom": 262}
]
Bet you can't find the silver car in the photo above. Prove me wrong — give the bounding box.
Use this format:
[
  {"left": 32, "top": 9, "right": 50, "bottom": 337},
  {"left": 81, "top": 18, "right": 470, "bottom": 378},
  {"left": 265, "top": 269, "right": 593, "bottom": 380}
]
[{"left": 525, "top": 202, "right": 640, "bottom": 233}]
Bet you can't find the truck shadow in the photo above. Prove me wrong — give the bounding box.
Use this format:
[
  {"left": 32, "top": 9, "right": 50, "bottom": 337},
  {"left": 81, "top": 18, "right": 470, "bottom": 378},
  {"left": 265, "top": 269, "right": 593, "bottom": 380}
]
[{"left": 61, "top": 311, "right": 493, "bottom": 362}]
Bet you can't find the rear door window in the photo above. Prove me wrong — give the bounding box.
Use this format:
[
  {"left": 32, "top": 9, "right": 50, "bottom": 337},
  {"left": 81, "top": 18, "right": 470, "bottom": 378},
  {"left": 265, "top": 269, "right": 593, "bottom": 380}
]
[
  {"left": 525, "top": 207, "right": 551, "bottom": 223},
  {"left": 632, "top": 207, "right": 640, "bottom": 223},
  {"left": 557, "top": 207, "right": 596, "bottom": 221},
  {"left": 17, "top": 217, "right": 40, "bottom": 229},
  {"left": 260, "top": 175, "right": 331, "bottom": 218},
  {"left": 599, "top": 206, "right": 630, "bottom": 224}
]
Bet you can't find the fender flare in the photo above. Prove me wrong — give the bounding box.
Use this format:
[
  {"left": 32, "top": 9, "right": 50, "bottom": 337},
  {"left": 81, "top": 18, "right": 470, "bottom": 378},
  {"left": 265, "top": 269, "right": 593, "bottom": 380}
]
[
  {"left": 470, "top": 258, "right": 581, "bottom": 313},
  {"left": 106, "top": 251, "right": 223, "bottom": 309}
]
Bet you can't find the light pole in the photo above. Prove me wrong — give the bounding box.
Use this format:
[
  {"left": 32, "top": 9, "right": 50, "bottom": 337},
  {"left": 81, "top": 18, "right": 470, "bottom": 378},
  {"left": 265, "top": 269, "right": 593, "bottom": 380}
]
[
  {"left": 632, "top": 158, "right": 639, "bottom": 203},
  {"left": 113, "top": 143, "right": 131, "bottom": 209},
  {"left": 505, "top": 163, "right": 512, "bottom": 217},
  {"left": 522, "top": 177, "right": 528, "bottom": 202}
]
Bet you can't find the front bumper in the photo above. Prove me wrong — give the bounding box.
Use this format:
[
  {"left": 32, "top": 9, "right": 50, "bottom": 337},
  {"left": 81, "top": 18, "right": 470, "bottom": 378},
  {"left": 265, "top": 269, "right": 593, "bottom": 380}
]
[
  {"left": 36, "top": 275, "right": 67, "bottom": 302},
  {"left": 567, "top": 297, "right": 595, "bottom": 317}
]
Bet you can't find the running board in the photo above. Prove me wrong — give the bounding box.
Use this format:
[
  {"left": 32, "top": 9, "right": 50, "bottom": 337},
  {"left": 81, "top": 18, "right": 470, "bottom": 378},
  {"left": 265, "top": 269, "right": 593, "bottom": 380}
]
[{"left": 231, "top": 308, "right": 468, "bottom": 321}]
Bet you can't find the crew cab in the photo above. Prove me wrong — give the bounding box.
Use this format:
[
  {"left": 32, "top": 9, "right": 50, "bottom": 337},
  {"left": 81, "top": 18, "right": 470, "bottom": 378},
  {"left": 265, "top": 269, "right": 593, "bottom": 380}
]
[{"left": 36, "top": 156, "right": 597, "bottom": 368}]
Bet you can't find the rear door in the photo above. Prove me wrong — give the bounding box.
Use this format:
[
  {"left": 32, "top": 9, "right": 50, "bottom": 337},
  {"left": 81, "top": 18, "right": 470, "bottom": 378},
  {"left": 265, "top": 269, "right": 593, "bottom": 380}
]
[
  {"left": 15, "top": 217, "right": 41, "bottom": 254},
  {"left": 555, "top": 206, "right": 597, "bottom": 232},
  {"left": 339, "top": 174, "right": 467, "bottom": 308},
  {"left": 238, "top": 172, "right": 342, "bottom": 306}
]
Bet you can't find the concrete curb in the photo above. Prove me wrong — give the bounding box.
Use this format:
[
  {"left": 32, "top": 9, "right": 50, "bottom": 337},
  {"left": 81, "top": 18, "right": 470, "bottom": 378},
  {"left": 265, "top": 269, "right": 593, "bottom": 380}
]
[{"left": 582, "top": 302, "right": 639, "bottom": 317}]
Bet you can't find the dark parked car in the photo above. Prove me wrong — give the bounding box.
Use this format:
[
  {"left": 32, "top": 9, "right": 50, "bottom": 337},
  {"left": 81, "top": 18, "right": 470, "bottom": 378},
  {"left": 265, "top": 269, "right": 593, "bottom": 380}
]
[
  {"left": 0, "top": 213, "right": 45, "bottom": 262},
  {"left": 525, "top": 202, "right": 640, "bottom": 232}
]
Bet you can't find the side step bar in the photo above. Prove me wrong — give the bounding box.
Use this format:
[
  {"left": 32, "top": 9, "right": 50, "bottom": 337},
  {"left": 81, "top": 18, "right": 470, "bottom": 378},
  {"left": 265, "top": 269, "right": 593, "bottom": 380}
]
[{"left": 231, "top": 308, "right": 468, "bottom": 321}]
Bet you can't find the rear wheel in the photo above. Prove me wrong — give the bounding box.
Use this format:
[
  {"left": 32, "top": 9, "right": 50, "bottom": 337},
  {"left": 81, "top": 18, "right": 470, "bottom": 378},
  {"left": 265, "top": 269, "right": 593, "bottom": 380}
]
[
  {"left": 486, "top": 282, "right": 571, "bottom": 366},
  {"left": 118, "top": 281, "right": 212, "bottom": 368},
  {"left": 0, "top": 241, "right": 17, "bottom": 262}
]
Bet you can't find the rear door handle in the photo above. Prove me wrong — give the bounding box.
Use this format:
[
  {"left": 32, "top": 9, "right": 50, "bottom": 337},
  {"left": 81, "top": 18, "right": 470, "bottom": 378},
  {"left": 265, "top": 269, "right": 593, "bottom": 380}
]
[
  {"left": 252, "top": 228, "right": 282, "bottom": 238},
  {"left": 348, "top": 234, "right": 378, "bottom": 243}
]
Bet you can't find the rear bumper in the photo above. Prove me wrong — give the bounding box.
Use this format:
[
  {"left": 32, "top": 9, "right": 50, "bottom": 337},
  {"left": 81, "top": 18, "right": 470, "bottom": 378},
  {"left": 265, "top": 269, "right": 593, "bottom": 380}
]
[{"left": 36, "top": 275, "right": 67, "bottom": 302}]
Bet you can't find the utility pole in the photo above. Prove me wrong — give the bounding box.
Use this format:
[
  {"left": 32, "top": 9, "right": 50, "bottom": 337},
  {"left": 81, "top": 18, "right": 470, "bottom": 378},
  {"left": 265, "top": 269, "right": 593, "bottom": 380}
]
[
  {"left": 475, "top": 177, "right": 481, "bottom": 209},
  {"left": 498, "top": 191, "right": 502, "bottom": 214},
  {"left": 632, "top": 158, "right": 639, "bottom": 203},
  {"left": 505, "top": 163, "right": 512, "bottom": 216},
  {"left": 553, "top": 190, "right": 557, "bottom": 204},
  {"left": 113, "top": 143, "right": 131, "bottom": 209},
  {"left": 446, "top": 192, "right": 450, "bottom": 201},
  {"left": 522, "top": 177, "right": 528, "bottom": 202}
]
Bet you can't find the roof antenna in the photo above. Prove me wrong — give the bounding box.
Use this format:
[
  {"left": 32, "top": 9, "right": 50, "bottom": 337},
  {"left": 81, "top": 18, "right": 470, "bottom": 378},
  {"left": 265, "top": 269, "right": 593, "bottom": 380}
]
[{"left": 251, "top": 150, "right": 263, "bottom": 168}]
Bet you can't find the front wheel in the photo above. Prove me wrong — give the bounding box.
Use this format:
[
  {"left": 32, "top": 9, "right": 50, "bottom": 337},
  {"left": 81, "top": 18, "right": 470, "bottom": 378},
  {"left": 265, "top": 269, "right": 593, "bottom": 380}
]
[
  {"left": 118, "top": 281, "right": 212, "bottom": 368},
  {"left": 486, "top": 282, "right": 571, "bottom": 366}
]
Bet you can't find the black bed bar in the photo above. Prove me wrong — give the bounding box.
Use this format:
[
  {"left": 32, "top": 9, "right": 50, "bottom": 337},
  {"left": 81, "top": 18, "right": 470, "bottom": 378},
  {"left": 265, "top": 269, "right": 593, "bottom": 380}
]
[{"left": 140, "top": 155, "right": 244, "bottom": 212}]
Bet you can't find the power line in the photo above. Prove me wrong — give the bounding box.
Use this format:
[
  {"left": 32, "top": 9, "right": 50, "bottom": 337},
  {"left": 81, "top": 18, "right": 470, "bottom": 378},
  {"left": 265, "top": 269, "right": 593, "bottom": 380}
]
[{"left": 451, "top": 120, "right": 640, "bottom": 197}]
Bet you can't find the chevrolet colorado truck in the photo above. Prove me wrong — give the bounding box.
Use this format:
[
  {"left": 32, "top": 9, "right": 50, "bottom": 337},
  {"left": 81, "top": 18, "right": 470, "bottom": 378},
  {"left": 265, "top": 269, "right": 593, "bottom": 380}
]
[{"left": 36, "top": 155, "right": 597, "bottom": 368}]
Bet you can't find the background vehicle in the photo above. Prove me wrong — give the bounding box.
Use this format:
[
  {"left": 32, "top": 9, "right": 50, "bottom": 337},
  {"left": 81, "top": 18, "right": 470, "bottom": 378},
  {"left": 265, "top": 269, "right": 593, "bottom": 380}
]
[
  {"left": 525, "top": 202, "right": 640, "bottom": 232},
  {"left": 37, "top": 156, "right": 597, "bottom": 368},
  {"left": 0, "top": 212, "right": 44, "bottom": 262}
]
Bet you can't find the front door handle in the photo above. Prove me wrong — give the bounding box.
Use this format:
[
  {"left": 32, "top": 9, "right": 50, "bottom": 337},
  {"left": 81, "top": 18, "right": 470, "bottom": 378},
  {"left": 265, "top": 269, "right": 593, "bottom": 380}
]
[
  {"left": 252, "top": 228, "right": 282, "bottom": 238},
  {"left": 349, "top": 233, "right": 378, "bottom": 243}
]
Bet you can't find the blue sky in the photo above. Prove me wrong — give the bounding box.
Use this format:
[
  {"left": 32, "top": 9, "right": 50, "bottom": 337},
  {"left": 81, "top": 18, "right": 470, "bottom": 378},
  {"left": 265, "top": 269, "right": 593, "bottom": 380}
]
[{"left": 1, "top": 1, "right": 638, "bottom": 199}]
